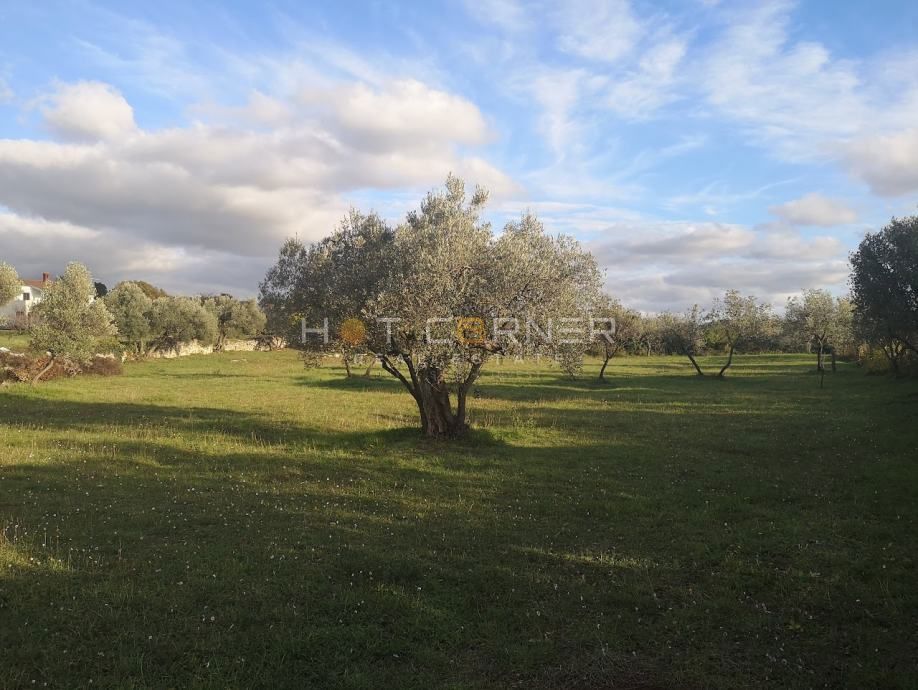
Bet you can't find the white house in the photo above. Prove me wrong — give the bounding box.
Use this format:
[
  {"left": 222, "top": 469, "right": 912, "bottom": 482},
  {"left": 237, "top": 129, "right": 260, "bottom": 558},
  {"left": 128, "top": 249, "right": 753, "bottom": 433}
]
[{"left": 0, "top": 273, "right": 51, "bottom": 327}]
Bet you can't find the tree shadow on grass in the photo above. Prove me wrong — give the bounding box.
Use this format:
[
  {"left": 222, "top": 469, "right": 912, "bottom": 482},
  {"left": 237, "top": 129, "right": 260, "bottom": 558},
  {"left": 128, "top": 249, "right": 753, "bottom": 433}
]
[{"left": 0, "top": 426, "right": 684, "bottom": 689}]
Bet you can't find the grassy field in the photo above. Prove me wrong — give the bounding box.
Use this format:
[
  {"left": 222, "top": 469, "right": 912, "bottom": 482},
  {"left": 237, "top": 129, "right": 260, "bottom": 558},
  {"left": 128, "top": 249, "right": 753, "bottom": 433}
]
[
  {"left": 0, "top": 330, "right": 30, "bottom": 351},
  {"left": 1, "top": 352, "right": 916, "bottom": 688}
]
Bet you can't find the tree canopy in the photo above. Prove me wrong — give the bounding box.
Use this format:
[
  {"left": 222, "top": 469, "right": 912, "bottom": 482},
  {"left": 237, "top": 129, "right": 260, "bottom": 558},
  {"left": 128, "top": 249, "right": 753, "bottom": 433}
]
[
  {"left": 29, "top": 262, "right": 117, "bottom": 383},
  {"left": 0, "top": 261, "right": 20, "bottom": 314},
  {"left": 104, "top": 282, "right": 154, "bottom": 355},
  {"left": 850, "top": 215, "right": 918, "bottom": 357},
  {"left": 263, "top": 175, "right": 603, "bottom": 436},
  {"left": 203, "top": 295, "right": 267, "bottom": 350}
]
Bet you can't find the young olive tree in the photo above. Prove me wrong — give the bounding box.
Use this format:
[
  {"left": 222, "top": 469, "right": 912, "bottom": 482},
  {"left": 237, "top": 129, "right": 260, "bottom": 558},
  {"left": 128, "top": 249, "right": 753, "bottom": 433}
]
[
  {"left": 850, "top": 215, "right": 918, "bottom": 357},
  {"left": 661, "top": 306, "right": 706, "bottom": 375},
  {"left": 29, "top": 263, "right": 117, "bottom": 384},
  {"left": 104, "top": 281, "right": 154, "bottom": 356},
  {"left": 0, "top": 261, "right": 20, "bottom": 325},
  {"left": 706, "top": 290, "right": 772, "bottom": 377},
  {"left": 203, "top": 295, "right": 267, "bottom": 351},
  {"left": 594, "top": 295, "right": 641, "bottom": 380},
  {"left": 785, "top": 290, "right": 852, "bottom": 372}
]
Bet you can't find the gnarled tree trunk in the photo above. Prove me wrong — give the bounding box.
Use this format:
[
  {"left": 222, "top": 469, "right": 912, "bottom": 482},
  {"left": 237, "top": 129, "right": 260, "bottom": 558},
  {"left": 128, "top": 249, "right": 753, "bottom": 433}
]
[
  {"left": 31, "top": 355, "right": 55, "bottom": 386},
  {"left": 378, "top": 352, "right": 479, "bottom": 437}
]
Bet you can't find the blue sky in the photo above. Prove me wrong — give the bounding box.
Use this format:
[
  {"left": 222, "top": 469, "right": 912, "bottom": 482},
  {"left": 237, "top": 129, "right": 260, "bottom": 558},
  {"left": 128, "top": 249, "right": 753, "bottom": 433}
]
[{"left": 1, "top": 0, "right": 916, "bottom": 309}]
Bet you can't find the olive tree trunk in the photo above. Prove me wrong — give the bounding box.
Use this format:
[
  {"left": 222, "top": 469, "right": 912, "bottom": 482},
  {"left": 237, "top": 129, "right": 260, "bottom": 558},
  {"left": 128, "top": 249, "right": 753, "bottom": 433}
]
[
  {"left": 378, "top": 353, "right": 479, "bottom": 438},
  {"left": 31, "top": 355, "right": 56, "bottom": 386},
  {"left": 717, "top": 344, "right": 736, "bottom": 378},
  {"left": 685, "top": 351, "right": 705, "bottom": 376}
]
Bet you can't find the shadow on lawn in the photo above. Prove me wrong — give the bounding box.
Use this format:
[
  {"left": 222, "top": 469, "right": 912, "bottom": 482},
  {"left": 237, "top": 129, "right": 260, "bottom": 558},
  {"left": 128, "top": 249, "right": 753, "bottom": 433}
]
[
  {"left": 0, "top": 424, "right": 675, "bottom": 688},
  {"left": 2, "top": 382, "right": 912, "bottom": 688}
]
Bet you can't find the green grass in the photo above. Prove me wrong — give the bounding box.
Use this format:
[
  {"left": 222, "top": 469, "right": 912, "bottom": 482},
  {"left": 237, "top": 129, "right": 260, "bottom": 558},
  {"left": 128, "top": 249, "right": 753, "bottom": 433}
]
[
  {"left": 0, "top": 330, "right": 30, "bottom": 351},
  {"left": 1, "top": 352, "right": 916, "bottom": 688}
]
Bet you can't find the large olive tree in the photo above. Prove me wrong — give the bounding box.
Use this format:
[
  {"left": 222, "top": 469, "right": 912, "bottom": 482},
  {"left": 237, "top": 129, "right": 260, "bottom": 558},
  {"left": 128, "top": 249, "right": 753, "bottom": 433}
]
[
  {"left": 29, "top": 263, "right": 117, "bottom": 384},
  {"left": 272, "top": 176, "right": 603, "bottom": 437},
  {"left": 364, "top": 177, "right": 602, "bottom": 436},
  {"left": 850, "top": 215, "right": 918, "bottom": 357}
]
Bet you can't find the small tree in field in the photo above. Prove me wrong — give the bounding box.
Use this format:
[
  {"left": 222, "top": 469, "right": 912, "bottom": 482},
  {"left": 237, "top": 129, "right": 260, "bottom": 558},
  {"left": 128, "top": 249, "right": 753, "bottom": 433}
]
[
  {"left": 104, "top": 282, "right": 154, "bottom": 356},
  {"left": 785, "top": 289, "right": 852, "bottom": 372},
  {"left": 203, "top": 295, "right": 267, "bottom": 350},
  {"left": 595, "top": 296, "right": 641, "bottom": 380},
  {"left": 706, "top": 290, "right": 772, "bottom": 377},
  {"left": 661, "top": 306, "right": 706, "bottom": 375},
  {"left": 0, "top": 262, "right": 20, "bottom": 325},
  {"left": 29, "top": 263, "right": 117, "bottom": 384}
]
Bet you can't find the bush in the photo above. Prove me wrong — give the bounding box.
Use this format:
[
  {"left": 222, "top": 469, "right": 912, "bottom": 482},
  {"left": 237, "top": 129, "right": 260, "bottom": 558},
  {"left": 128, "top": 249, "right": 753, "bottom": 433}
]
[
  {"left": 84, "top": 355, "right": 123, "bottom": 376},
  {"left": 0, "top": 351, "right": 122, "bottom": 384},
  {"left": 864, "top": 349, "right": 891, "bottom": 375}
]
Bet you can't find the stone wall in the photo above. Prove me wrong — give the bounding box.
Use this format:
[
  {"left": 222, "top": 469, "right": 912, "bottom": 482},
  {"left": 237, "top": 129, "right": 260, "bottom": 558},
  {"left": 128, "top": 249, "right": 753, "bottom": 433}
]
[{"left": 147, "top": 337, "right": 286, "bottom": 358}]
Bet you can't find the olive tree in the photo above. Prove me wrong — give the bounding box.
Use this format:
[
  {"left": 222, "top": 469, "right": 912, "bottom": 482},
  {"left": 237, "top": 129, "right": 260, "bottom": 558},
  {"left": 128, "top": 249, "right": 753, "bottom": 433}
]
[
  {"left": 203, "top": 294, "right": 267, "bottom": 350},
  {"left": 595, "top": 296, "right": 641, "bottom": 380},
  {"left": 850, "top": 215, "right": 918, "bottom": 357},
  {"left": 785, "top": 289, "right": 852, "bottom": 372},
  {"left": 29, "top": 262, "right": 117, "bottom": 384},
  {"left": 148, "top": 297, "right": 218, "bottom": 354},
  {"left": 706, "top": 290, "right": 772, "bottom": 377},
  {"left": 285, "top": 176, "right": 603, "bottom": 437},
  {"left": 0, "top": 261, "right": 20, "bottom": 325},
  {"left": 363, "top": 178, "right": 601, "bottom": 436},
  {"left": 260, "top": 210, "right": 394, "bottom": 376},
  {"left": 661, "top": 305, "right": 706, "bottom": 375},
  {"left": 104, "top": 281, "right": 154, "bottom": 356}
]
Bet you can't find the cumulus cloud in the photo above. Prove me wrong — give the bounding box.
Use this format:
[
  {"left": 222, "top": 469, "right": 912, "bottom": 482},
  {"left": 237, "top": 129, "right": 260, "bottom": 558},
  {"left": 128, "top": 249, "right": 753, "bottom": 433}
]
[
  {"left": 589, "top": 220, "right": 847, "bottom": 311},
  {"left": 0, "top": 77, "right": 515, "bottom": 295},
  {"left": 843, "top": 128, "right": 918, "bottom": 196},
  {"left": 300, "top": 79, "right": 491, "bottom": 152},
  {"left": 699, "top": 2, "right": 918, "bottom": 162},
  {"left": 769, "top": 193, "right": 857, "bottom": 226},
  {"left": 40, "top": 81, "right": 136, "bottom": 141}
]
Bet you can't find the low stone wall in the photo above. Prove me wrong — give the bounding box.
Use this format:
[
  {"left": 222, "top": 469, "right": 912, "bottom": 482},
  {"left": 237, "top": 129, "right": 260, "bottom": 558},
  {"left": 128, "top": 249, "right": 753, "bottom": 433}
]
[{"left": 147, "top": 337, "right": 286, "bottom": 359}]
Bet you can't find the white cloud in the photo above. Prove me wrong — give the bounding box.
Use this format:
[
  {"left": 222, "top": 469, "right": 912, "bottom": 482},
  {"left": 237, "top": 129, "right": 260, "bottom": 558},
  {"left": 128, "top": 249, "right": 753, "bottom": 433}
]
[
  {"left": 0, "top": 77, "right": 516, "bottom": 294},
  {"left": 770, "top": 193, "right": 857, "bottom": 226},
  {"left": 0, "top": 76, "right": 13, "bottom": 104},
  {"left": 40, "top": 81, "right": 136, "bottom": 141},
  {"left": 589, "top": 219, "right": 848, "bottom": 311},
  {"left": 606, "top": 37, "right": 686, "bottom": 118},
  {"left": 463, "top": 0, "right": 531, "bottom": 32},
  {"left": 699, "top": 2, "right": 918, "bottom": 163},
  {"left": 301, "top": 79, "right": 490, "bottom": 151},
  {"left": 554, "top": 0, "right": 643, "bottom": 63},
  {"left": 844, "top": 128, "right": 918, "bottom": 196}
]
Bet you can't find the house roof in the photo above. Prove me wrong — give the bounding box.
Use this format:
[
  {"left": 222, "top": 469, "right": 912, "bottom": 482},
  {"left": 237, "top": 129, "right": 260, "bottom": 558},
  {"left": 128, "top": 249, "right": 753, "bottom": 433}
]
[{"left": 22, "top": 279, "right": 48, "bottom": 289}]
